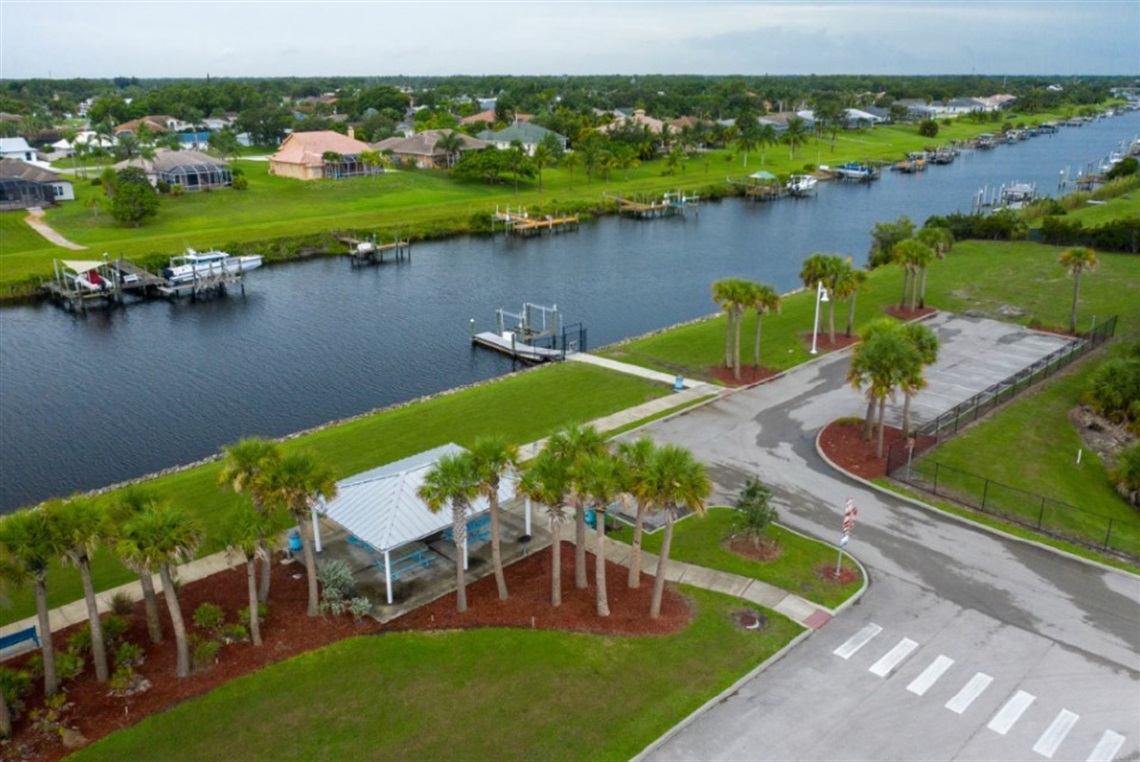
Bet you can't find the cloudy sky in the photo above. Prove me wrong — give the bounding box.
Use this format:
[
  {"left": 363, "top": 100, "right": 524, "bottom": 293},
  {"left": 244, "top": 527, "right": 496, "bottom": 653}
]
[{"left": 1, "top": 1, "right": 1137, "bottom": 79}]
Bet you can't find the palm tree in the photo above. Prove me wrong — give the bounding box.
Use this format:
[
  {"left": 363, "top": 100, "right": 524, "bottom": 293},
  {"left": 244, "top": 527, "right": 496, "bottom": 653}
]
[
  {"left": 847, "top": 320, "right": 920, "bottom": 457},
  {"left": 561, "top": 151, "right": 580, "bottom": 191},
  {"left": 544, "top": 423, "right": 607, "bottom": 590},
  {"left": 418, "top": 451, "right": 479, "bottom": 612},
  {"left": 800, "top": 253, "right": 844, "bottom": 344},
  {"left": 436, "top": 130, "right": 464, "bottom": 168},
  {"left": 531, "top": 142, "right": 552, "bottom": 191},
  {"left": 750, "top": 283, "right": 781, "bottom": 368},
  {"left": 259, "top": 451, "right": 338, "bottom": 617},
  {"left": 224, "top": 504, "right": 271, "bottom": 646},
  {"left": 0, "top": 548, "right": 21, "bottom": 737},
  {"left": 617, "top": 436, "right": 657, "bottom": 588},
  {"left": 915, "top": 227, "right": 954, "bottom": 308},
  {"left": 898, "top": 322, "right": 940, "bottom": 435},
  {"left": 117, "top": 504, "right": 203, "bottom": 678},
  {"left": 757, "top": 124, "right": 778, "bottom": 165},
  {"left": 711, "top": 277, "right": 752, "bottom": 379},
  {"left": 833, "top": 261, "right": 868, "bottom": 338},
  {"left": 1059, "top": 247, "right": 1099, "bottom": 333},
  {"left": 735, "top": 126, "right": 759, "bottom": 168},
  {"left": 0, "top": 509, "right": 61, "bottom": 696},
  {"left": 468, "top": 436, "right": 520, "bottom": 601},
  {"left": 577, "top": 452, "right": 624, "bottom": 617},
  {"left": 49, "top": 497, "right": 110, "bottom": 683},
  {"left": 519, "top": 449, "right": 572, "bottom": 606},
  {"left": 218, "top": 437, "right": 282, "bottom": 604},
  {"left": 644, "top": 445, "right": 711, "bottom": 618},
  {"left": 783, "top": 117, "right": 809, "bottom": 160},
  {"left": 107, "top": 487, "right": 164, "bottom": 643},
  {"left": 892, "top": 239, "right": 935, "bottom": 312}
]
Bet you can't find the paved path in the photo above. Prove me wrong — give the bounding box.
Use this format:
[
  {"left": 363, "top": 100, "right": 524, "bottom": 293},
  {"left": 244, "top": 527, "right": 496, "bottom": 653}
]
[
  {"left": 23, "top": 207, "right": 87, "bottom": 251},
  {"left": 568, "top": 352, "right": 715, "bottom": 390}
]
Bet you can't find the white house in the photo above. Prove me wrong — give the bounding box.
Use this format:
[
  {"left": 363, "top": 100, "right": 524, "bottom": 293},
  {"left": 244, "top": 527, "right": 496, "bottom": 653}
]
[{"left": 0, "top": 137, "right": 36, "bottom": 162}]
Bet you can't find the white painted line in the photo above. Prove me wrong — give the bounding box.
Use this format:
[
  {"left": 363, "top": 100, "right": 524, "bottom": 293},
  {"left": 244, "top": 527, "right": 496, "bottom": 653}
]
[
  {"left": 907, "top": 655, "right": 955, "bottom": 696},
  {"left": 1033, "top": 709, "right": 1080, "bottom": 758},
  {"left": 945, "top": 672, "right": 994, "bottom": 714},
  {"left": 869, "top": 637, "right": 919, "bottom": 677},
  {"left": 987, "top": 690, "right": 1036, "bottom": 735},
  {"left": 833, "top": 623, "right": 882, "bottom": 659},
  {"left": 1086, "top": 730, "right": 1126, "bottom": 762}
]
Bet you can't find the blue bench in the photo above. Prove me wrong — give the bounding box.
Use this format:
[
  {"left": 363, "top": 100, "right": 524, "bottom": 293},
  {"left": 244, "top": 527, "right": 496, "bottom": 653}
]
[
  {"left": 0, "top": 626, "right": 40, "bottom": 656},
  {"left": 378, "top": 548, "right": 433, "bottom": 581},
  {"left": 443, "top": 515, "right": 492, "bottom": 544}
]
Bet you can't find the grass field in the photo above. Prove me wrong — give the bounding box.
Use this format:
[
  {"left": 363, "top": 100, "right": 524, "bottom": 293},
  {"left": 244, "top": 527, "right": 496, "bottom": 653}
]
[
  {"left": 610, "top": 507, "right": 862, "bottom": 609},
  {"left": 71, "top": 587, "right": 802, "bottom": 762},
  {"left": 1, "top": 362, "right": 669, "bottom": 624}
]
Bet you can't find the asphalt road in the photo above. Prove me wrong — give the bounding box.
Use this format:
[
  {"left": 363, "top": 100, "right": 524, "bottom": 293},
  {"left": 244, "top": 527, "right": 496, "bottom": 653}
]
[{"left": 630, "top": 316, "right": 1140, "bottom": 762}]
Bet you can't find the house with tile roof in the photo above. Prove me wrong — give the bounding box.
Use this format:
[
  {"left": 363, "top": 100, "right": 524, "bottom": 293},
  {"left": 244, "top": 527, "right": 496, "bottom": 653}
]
[
  {"left": 268, "top": 130, "right": 373, "bottom": 180},
  {"left": 460, "top": 108, "right": 534, "bottom": 126},
  {"left": 373, "top": 130, "right": 489, "bottom": 169}
]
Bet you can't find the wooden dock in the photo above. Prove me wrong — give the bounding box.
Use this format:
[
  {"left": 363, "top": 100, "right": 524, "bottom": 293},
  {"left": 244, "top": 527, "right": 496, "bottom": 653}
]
[
  {"left": 492, "top": 207, "right": 579, "bottom": 237},
  {"left": 606, "top": 192, "right": 699, "bottom": 219},
  {"left": 337, "top": 234, "right": 410, "bottom": 266}
]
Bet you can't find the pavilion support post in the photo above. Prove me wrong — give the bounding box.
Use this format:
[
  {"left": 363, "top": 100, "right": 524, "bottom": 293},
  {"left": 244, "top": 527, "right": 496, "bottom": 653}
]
[
  {"left": 384, "top": 550, "right": 393, "bottom": 604},
  {"left": 525, "top": 497, "right": 532, "bottom": 536},
  {"left": 311, "top": 506, "right": 322, "bottom": 553},
  {"left": 463, "top": 537, "right": 469, "bottom": 570}
]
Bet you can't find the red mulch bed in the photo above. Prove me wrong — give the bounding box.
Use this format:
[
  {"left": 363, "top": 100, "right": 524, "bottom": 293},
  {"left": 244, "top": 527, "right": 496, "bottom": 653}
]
[
  {"left": 881, "top": 305, "right": 938, "bottom": 321},
  {"left": 819, "top": 419, "right": 938, "bottom": 479},
  {"left": 705, "top": 365, "right": 780, "bottom": 387},
  {"left": 815, "top": 564, "right": 861, "bottom": 585},
  {"left": 3, "top": 544, "right": 687, "bottom": 761},
  {"left": 799, "top": 332, "right": 861, "bottom": 354},
  {"left": 723, "top": 536, "right": 782, "bottom": 562}
]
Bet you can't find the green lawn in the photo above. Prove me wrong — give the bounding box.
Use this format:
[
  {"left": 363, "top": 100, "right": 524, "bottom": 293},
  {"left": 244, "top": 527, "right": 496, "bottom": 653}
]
[
  {"left": 1, "top": 362, "right": 669, "bottom": 625},
  {"left": 71, "top": 587, "right": 802, "bottom": 762},
  {"left": 610, "top": 507, "right": 861, "bottom": 609}
]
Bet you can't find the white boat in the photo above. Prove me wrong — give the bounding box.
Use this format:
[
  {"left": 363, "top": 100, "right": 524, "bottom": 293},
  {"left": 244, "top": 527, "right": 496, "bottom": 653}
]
[
  {"left": 162, "top": 248, "right": 263, "bottom": 285},
  {"left": 786, "top": 174, "right": 818, "bottom": 197}
]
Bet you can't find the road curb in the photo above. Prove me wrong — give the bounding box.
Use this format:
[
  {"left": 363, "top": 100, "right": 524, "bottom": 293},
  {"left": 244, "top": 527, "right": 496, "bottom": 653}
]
[{"left": 813, "top": 424, "right": 1140, "bottom": 580}]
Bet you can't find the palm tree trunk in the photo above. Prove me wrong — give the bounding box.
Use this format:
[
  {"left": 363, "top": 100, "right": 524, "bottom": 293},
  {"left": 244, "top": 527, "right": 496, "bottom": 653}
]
[
  {"left": 489, "top": 496, "right": 508, "bottom": 600},
  {"left": 297, "top": 519, "right": 320, "bottom": 617},
  {"left": 919, "top": 267, "right": 929, "bottom": 309},
  {"left": 732, "top": 308, "right": 743, "bottom": 380},
  {"left": 139, "top": 570, "right": 163, "bottom": 644},
  {"left": 159, "top": 564, "right": 191, "bottom": 678},
  {"left": 628, "top": 502, "right": 646, "bottom": 588},
  {"left": 753, "top": 314, "right": 762, "bottom": 368},
  {"left": 724, "top": 312, "right": 734, "bottom": 369},
  {"left": 910, "top": 271, "right": 919, "bottom": 312},
  {"left": 595, "top": 510, "right": 609, "bottom": 617},
  {"left": 846, "top": 291, "right": 858, "bottom": 337},
  {"left": 900, "top": 270, "right": 909, "bottom": 309},
  {"left": 903, "top": 393, "right": 913, "bottom": 436},
  {"left": 257, "top": 534, "right": 271, "bottom": 604},
  {"left": 79, "top": 558, "right": 109, "bottom": 683},
  {"left": 453, "top": 506, "right": 468, "bottom": 613},
  {"left": 550, "top": 516, "right": 562, "bottom": 607},
  {"left": 1069, "top": 273, "right": 1081, "bottom": 333},
  {"left": 827, "top": 299, "right": 837, "bottom": 345},
  {"left": 574, "top": 503, "right": 587, "bottom": 589},
  {"left": 246, "top": 557, "right": 262, "bottom": 647},
  {"left": 863, "top": 396, "right": 877, "bottom": 441},
  {"left": 650, "top": 509, "right": 675, "bottom": 619},
  {"left": 35, "top": 579, "right": 57, "bottom": 697},
  {"left": 876, "top": 397, "right": 888, "bottom": 459},
  {"left": 0, "top": 688, "right": 11, "bottom": 739}
]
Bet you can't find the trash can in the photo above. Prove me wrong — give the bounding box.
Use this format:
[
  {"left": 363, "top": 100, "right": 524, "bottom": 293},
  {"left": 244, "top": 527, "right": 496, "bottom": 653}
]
[
  {"left": 287, "top": 529, "right": 302, "bottom": 556},
  {"left": 674, "top": 375, "right": 684, "bottom": 392}
]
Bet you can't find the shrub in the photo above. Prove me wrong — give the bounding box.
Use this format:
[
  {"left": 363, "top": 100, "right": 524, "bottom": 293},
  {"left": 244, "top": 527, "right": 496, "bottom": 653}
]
[
  {"left": 319, "top": 587, "right": 349, "bottom": 618},
  {"left": 191, "top": 637, "right": 221, "bottom": 672},
  {"left": 731, "top": 478, "right": 778, "bottom": 548},
  {"left": 317, "top": 558, "right": 355, "bottom": 598},
  {"left": 108, "top": 664, "right": 142, "bottom": 696},
  {"left": 348, "top": 597, "right": 373, "bottom": 623},
  {"left": 109, "top": 590, "right": 135, "bottom": 616},
  {"left": 55, "top": 650, "right": 84, "bottom": 682},
  {"left": 67, "top": 627, "right": 92, "bottom": 656},
  {"left": 0, "top": 666, "right": 33, "bottom": 723},
  {"left": 193, "top": 602, "right": 226, "bottom": 634},
  {"left": 238, "top": 602, "right": 268, "bottom": 624},
  {"left": 30, "top": 692, "right": 73, "bottom": 740},
  {"left": 220, "top": 623, "right": 248, "bottom": 644},
  {"left": 156, "top": 180, "right": 171, "bottom": 194},
  {"left": 101, "top": 613, "right": 129, "bottom": 647},
  {"left": 170, "top": 183, "right": 184, "bottom": 196},
  {"left": 918, "top": 119, "right": 939, "bottom": 138},
  {"left": 232, "top": 174, "right": 249, "bottom": 191},
  {"left": 1111, "top": 442, "right": 1140, "bottom": 505},
  {"left": 1106, "top": 156, "right": 1138, "bottom": 180},
  {"left": 115, "top": 641, "right": 145, "bottom": 669},
  {"left": 1085, "top": 355, "right": 1140, "bottom": 431}
]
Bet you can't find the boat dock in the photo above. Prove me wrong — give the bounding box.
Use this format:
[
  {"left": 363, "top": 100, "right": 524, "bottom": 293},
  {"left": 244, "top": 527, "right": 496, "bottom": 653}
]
[
  {"left": 491, "top": 206, "right": 579, "bottom": 237},
  {"left": 43, "top": 257, "right": 164, "bottom": 312},
  {"left": 338, "top": 234, "right": 410, "bottom": 266},
  {"left": 606, "top": 192, "right": 699, "bottom": 219},
  {"left": 469, "top": 302, "right": 586, "bottom": 363}
]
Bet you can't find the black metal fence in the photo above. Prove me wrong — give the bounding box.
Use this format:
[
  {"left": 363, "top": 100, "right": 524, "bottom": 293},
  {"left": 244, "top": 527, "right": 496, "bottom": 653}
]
[{"left": 885, "top": 315, "right": 1140, "bottom": 560}]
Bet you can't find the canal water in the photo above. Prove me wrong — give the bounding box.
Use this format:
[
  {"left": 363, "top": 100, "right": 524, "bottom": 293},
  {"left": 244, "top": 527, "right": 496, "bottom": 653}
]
[{"left": 1, "top": 112, "right": 1136, "bottom": 511}]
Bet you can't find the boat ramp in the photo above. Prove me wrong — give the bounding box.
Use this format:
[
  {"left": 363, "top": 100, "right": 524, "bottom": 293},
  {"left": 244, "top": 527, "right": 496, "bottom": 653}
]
[
  {"left": 470, "top": 302, "right": 586, "bottom": 363},
  {"left": 491, "top": 206, "right": 580, "bottom": 237}
]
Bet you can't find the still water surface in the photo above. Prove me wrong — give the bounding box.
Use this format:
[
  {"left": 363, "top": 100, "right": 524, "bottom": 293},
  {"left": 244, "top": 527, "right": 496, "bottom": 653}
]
[{"left": 2, "top": 112, "right": 1136, "bottom": 511}]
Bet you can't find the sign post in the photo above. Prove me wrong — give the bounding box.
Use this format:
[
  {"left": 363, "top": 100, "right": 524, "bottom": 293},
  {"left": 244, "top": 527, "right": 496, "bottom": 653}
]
[{"left": 836, "top": 498, "right": 857, "bottom": 578}]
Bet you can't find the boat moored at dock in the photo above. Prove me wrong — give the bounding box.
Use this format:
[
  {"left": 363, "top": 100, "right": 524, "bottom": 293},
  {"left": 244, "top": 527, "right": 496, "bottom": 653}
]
[{"left": 162, "top": 249, "right": 263, "bottom": 285}]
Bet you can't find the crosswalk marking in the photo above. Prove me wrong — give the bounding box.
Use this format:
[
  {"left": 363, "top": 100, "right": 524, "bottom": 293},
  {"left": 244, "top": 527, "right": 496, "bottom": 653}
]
[
  {"left": 945, "top": 672, "right": 993, "bottom": 714},
  {"left": 869, "top": 637, "right": 919, "bottom": 677},
  {"left": 833, "top": 623, "right": 882, "bottom": 659},
  {"left": 1086, "top": 730, "right": 1126, "bottom": 762},
  {"left": 1033, "top": 709, "right": 1080, "bottom": 758},
  {"left": 907, "top": 655, "right": 955, "bottom": 696},
  {"left": 987, "top": 690, "right": 1036, "bottom": 735}
]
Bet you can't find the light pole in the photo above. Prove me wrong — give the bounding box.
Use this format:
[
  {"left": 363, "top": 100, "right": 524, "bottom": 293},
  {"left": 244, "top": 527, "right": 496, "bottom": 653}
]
[{"left": 810, "top": 281, "right": 829, "bottom": 355}]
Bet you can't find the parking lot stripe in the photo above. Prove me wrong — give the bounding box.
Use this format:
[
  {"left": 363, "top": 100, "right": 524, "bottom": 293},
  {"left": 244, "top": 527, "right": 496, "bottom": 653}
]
[
  {"left": 1086, "top": 730, "right": 1126, "bottom": 762},
  {"left": 907, "top": 655, "right": 955, "bottom": 696},
  {"left": 869, "top": 637, "right": 919, "bottom": 677},
  {"left": 1033, "top": 709, "right": 1080, "bottom": 758},
  {"left": 987, "top": 690, "right": 1036, "bottom": 735},
  {"left": 833, "top": 623, "right": 882, "bottom": 659},
  {"left": 945, "top": 672, "right": 994, "bottom": 714}
]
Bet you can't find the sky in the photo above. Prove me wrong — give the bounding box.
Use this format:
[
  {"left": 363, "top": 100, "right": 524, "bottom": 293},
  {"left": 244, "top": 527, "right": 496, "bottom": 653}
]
[{"left": 1, "top": 1, "right": 1137, "bottom": 80}]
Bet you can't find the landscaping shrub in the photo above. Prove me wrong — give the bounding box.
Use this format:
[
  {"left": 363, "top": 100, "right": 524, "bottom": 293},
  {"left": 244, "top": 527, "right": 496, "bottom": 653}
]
[
  {"left": 108, "top": 590, "right": 134, "bottom": 616},
  {"left": 55, "top": 650, "right": 84, "bottom": 683},
  {"left": 190, "top": 637, "right": 220, "bottom": 672},
  {"left": 1084, "top": 354, "right": 1140, "bottom": 431},
  {"left": 220, "top": 623, "right": 248, "bottom": 644},
  {"left": 115, "top": 641, "right": 145, "bottom": 669},
  {"left": 0, "top": 666, "right": 32, "bottom": 726},
  {"left": 730, "top": 478, "right": 778, "bottom": 549},
  {"left": 1111, "top": 442, "right": 1140, "bottom": 506},
  {"left": 192, "top": 602, "right": 226, "bottom": 634},
  {"left": 316, "top": 559, "right": 354, "bottom": 598},
  {"left": 238, "top": 602, "right": 268, "bottom": 625}
]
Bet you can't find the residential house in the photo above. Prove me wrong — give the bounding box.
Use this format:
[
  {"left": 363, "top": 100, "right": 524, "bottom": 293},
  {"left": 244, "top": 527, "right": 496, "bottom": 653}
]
[
  {"left": 0, "top": 158, "right": 74, "bottom": 210},
  {"left": 460, "top": 108, "right": 534, "bottom": 127},
  {"left": 0, "top": 137, "right": 37, "bottom": 162},
  {"left": 268, "top": 130, "right": 373, "bottom": 180},
  {"left": 475, "top": 122, "right": 567, "bottom": 155},
  {"left": 373, "top": 130, "right": 489, "bottom": 169},
  {"left": 598, "top": 108, "right": 665, "bottom": 134},
  {"left": 113, "top": 115, "right": 178, "bottom": 136}
]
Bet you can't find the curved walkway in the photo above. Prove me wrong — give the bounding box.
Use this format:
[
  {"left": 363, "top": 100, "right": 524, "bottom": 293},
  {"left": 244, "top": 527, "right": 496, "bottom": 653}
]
[{"left": 23, "top": 207, "right": 87, "bottom": 251}]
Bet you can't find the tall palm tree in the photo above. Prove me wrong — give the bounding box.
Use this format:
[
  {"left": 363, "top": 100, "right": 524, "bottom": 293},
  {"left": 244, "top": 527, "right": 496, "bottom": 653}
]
[
  {"left": 711, "top": 277, "right": 752, "bottom": 379},
  {"left": 800, "top": 253, "right": 844, "bottom": 344},
  {"left": 106, "top": 487, "right": 164, "bottom": 644},
  {"left": 519, "top": 449, "right": 572, "bottom": 607},
  {"left": 49, "top": 497, "right": 110, "bottom": 683},
  {"left": 468, "top": 436, "right": 520, "bottom": 601},
  {"left": 847, "top": 320, "right": 920, "bottom": 457},
  {"left": 561, "top": 151, "right": 579, "bottom": 191},
  {"left": 711, "top": 278, "right": 739, "bottom": 371},
  {"left": 617, "top": 436, "right": 657, "bottom": 588},
  {"left": 577, "top": 452, "right": 624, "bottom": 617},
  {"left": 892, "top": 239, "right": 935, "bottom": 312},
  {"left": 757, "top": 124, "right": 778, "bottom": 165},
  {"left": 899, "top": 322, "right": 940, "bottom": 435},
  {"left": 0, "top": 509, "right": 61, "bottom": 696},
  {"left": 436, "top": 130, "right": 464, "bottom": 168},
  {"left": 1059, "top": 247, "right": 1099, "bottom": 333},
  {"left": 223, "top": 504, "right": 272, "bottom": 646},
  {"left": 735, "top": 126, "right": 759, "bottom": 168},
  {"left": 218, "top": 437, "right": 282, "bottom": 604},
  {"left": 259, "top": 451, "right": 338, "bottom": 617},
  {"left": 418, "top": 451, "right": 479, "bottom": 612},
  {"left": 783, "top": 117, "right": 809, "bottom": 160},
  {"left": 833, "top": 261, "right": 868, "bottom": 338},
  {"left": 117, "top": 504, "right": 202, "bottom": 678},
  {"left": 645, "top": 445, "right": 711, "bottom": 618},
  {"left": 915, "top": 227, "right": 954, "bottom": 308},
  {"left": 544, "top": 423, "right": 607, "bottom": 590},
  {"left": 531, "top": 142, "right": 552, "bottom": 191},
  {"left": 750, "top": 283, "right": 781, "bottom": 368}
]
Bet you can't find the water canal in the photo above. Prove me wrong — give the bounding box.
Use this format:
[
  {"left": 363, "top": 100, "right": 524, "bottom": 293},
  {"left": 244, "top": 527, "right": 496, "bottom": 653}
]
[{"left": 1, "top": 112, "right": 1137, "bottom": 511}]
